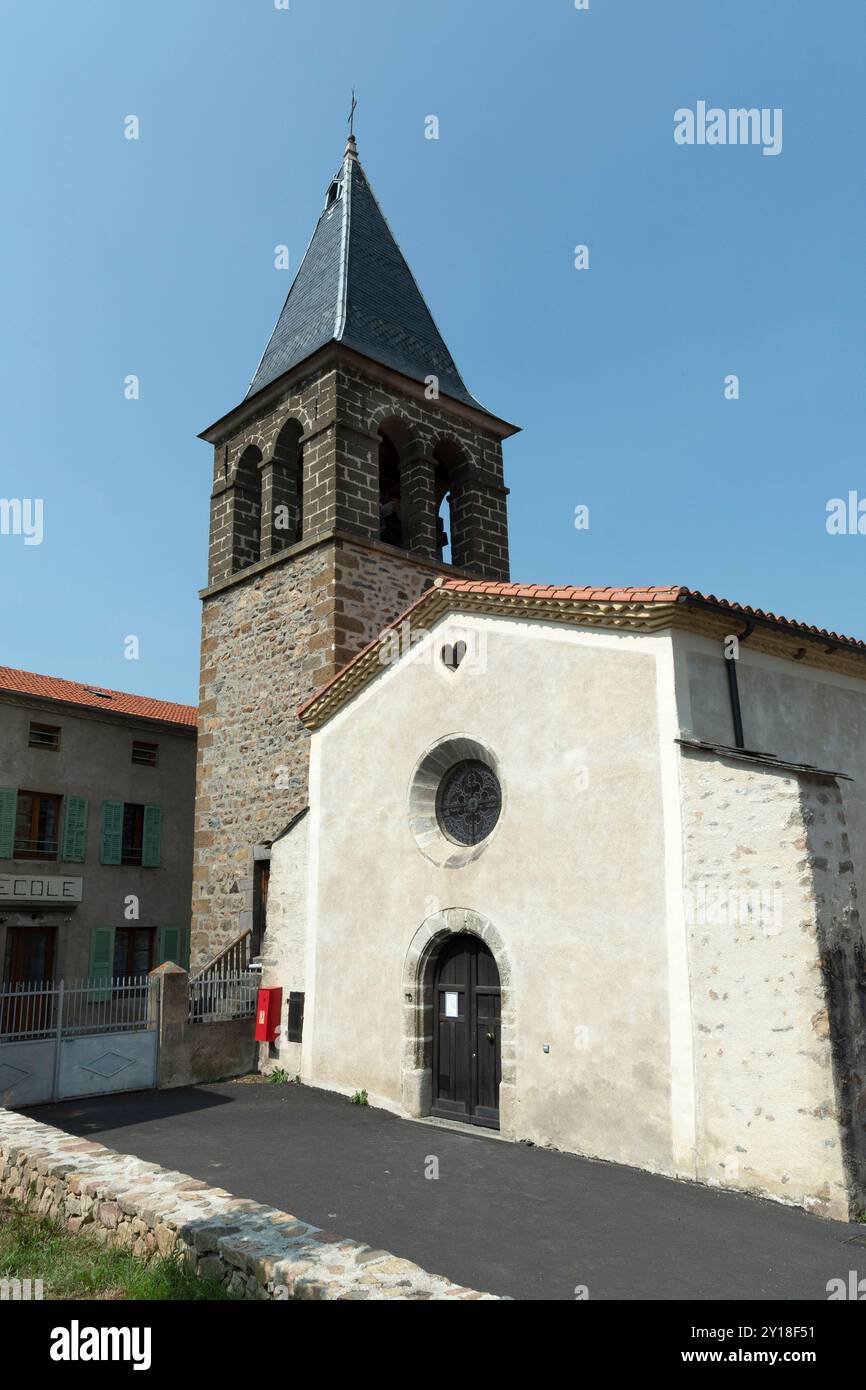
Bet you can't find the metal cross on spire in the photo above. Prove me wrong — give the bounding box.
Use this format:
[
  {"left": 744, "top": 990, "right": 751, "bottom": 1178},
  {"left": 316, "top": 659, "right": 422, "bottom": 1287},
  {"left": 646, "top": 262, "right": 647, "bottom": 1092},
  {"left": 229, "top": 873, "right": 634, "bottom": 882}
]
[{"left": 348, "top": 89, "right": 357, "bottom": 137}]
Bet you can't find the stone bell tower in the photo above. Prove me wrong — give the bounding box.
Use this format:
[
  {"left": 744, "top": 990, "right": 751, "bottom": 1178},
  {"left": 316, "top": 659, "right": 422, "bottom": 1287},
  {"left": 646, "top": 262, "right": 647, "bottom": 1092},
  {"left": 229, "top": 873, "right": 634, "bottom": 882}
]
[{"left": 191, "top": 133, "right": 519, "bottom": 967}]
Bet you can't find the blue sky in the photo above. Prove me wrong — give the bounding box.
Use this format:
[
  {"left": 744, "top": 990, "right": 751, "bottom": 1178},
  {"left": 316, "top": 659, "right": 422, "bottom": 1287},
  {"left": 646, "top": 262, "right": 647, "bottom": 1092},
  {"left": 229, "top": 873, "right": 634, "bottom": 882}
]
[{"left": 1, "top": 0, "right": 863, "bottom": 704}]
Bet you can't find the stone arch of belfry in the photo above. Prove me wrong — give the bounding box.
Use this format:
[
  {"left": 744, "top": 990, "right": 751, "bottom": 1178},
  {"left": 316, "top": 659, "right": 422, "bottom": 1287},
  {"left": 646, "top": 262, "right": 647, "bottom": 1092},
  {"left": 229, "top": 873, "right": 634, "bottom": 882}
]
[
  {"left": 366, "top": 402, "right": 425, "bottom": 444},
  {"left": 400, "top": 908, "right": 516, "bottom": 1137}
]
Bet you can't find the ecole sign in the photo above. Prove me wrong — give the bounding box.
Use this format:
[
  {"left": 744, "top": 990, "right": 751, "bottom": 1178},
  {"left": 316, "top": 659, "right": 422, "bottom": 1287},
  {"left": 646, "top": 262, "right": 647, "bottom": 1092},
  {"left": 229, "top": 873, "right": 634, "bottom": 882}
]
[{"left": 0, "top": 874, "right": 83, "bottom": 905}]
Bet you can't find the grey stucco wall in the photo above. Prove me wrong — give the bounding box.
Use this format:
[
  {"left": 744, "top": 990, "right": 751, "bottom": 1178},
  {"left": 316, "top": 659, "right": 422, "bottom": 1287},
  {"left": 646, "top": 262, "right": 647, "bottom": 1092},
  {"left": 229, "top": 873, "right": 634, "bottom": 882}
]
[
  {"left": 682, "top": 634, "right": 866, "bottom": 908},
  {"left": 0, "top": 695, "right": 196, "bottom": 980},
  {"left": 680, "top": 748, "right": 866, "bottom": 1219}
]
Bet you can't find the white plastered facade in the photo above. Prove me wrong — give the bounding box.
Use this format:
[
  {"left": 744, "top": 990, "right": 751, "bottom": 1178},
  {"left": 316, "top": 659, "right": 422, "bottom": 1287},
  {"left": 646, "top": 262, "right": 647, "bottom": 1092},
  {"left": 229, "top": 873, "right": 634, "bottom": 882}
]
[{"left": 260, "top": 612, "right": 866, "bottom": 1220}]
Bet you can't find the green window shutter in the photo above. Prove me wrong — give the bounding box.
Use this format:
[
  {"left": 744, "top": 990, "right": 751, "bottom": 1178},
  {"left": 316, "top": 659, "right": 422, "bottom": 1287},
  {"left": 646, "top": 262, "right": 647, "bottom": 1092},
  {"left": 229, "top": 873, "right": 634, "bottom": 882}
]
[
  {"left": 0, "top": 788, "right": 16, "bottom": 859},
  {"left": 99, "top": 801, "right": 123, "bottom": 865},
  {"left": 61, "top": 796, "right": 89, "bottom": 863},
  {"left": 142, "top": 805, "right": 162, "bottom": 868},
  {"left": 158, "top": 927, "right": 181, "bottom": 967},
  {"left": 182, "top": 928, "right": 191, "bottom": 971},
  {"left": 89, "top": 927, "right": 115, "bottom": 1001}
]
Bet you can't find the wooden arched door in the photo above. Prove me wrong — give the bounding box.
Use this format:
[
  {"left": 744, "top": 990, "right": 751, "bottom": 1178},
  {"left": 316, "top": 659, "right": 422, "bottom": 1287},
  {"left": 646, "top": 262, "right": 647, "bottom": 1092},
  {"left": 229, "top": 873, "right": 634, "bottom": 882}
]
[{"left": 432, "top": 935, "right": 501, "bottom": 1129}]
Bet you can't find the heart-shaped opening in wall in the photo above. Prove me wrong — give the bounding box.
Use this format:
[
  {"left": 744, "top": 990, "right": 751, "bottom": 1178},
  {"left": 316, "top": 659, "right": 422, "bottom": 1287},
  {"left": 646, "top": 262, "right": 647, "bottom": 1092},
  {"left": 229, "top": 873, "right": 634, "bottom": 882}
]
[{"left": 441, "top": 641, "right": 467, "bottom": 671}]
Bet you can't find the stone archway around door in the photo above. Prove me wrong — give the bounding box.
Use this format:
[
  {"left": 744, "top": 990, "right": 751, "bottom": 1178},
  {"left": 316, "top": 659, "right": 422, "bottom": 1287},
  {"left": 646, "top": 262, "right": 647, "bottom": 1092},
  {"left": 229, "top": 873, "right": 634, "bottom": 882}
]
[{"left": 401, "top": 909, "right": 516, "bottom": 1138}]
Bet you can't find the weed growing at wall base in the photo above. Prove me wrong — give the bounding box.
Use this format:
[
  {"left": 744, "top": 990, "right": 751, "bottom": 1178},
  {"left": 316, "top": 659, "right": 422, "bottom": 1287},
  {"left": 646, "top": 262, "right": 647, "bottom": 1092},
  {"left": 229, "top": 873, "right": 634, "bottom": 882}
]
[{"left": 266, "top": 1067, "right": 292, "bottom": 1084}]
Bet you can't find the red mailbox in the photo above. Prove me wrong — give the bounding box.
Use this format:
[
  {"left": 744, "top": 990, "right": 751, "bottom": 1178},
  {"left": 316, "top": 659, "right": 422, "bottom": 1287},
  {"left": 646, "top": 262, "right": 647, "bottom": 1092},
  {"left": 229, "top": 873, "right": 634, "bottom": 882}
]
[{"left": 255, "top": 987, "right": 282, "bottom": 1043}]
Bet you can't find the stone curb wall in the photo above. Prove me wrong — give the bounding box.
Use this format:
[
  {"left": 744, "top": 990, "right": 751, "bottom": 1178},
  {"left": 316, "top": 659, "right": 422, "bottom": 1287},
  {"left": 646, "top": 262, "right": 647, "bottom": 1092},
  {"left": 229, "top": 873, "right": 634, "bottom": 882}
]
[{"left": 0, "top": 1109, "right": 499, "bottom": 1300}]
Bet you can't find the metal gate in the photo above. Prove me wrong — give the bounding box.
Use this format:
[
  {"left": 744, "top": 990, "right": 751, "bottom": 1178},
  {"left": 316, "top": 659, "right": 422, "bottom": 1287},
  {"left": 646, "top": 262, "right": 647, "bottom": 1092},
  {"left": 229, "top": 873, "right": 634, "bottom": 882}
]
[{"left": 0, "top": 976, "right": 159, "bottom": 1107}]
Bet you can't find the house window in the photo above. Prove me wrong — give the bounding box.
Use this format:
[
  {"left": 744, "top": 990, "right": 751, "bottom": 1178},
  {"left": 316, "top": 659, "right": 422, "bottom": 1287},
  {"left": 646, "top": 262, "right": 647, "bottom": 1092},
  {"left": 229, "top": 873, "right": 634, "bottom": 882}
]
[
  {"left": 99, "top": 801, "right": 161, "bottom": 867},
  {"left": 3, "top": 925, "right": 57, "bottom": 988},
  {"left": 122, "top": 803, "right": 145, "bottom": 865},
  {"left": 113, "top": 927, "right": 154, "bottom": 979},
  {"left": 132, "top": 740, "right": 158, "bottom": 767},
  {"left": 14, "top": 791, "right": 62, "bottom": 860},
  {"left": 28, "top": 722, "right": 60, "bottom": 751}
]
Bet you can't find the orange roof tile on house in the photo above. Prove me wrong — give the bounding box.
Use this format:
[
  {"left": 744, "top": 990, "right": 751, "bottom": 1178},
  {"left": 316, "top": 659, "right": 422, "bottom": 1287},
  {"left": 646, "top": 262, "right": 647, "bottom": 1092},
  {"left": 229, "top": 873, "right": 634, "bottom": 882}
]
[
  {"left": 0, "top": 666, "right": 198, "bottom": 729},
  {"left": 298, "top": 577, "right": 866, "bottom": 731}
]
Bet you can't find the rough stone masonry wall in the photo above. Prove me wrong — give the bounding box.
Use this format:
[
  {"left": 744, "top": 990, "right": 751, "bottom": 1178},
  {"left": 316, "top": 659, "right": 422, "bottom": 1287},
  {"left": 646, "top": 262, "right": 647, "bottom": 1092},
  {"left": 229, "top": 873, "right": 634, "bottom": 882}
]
[
  {"left": 331, "top": 538, "right": 437, "bottom": 666},
  {"left": 192, "top": 543, "right": 332, "bottom": 968},
  {"left": 192, "top": 536, "right": 442, "bottom": 967},
  {"left": 0, "top": 1110, "right": 498, "bottom": 1300},
  {"left": 194, "top": 353, "right": 511, "bottom": 969},
  {"left": 681, "top": 750, "right": 866, "bottom": 1220},
  {"left": 207, "top": 364, "right": 335, "bottom": 587},
  {"left": 335, "top": 361, "right": 511, "bottom": 581},
  {"left": 207, "top": 358, "right": 510, "bottom": 589}
]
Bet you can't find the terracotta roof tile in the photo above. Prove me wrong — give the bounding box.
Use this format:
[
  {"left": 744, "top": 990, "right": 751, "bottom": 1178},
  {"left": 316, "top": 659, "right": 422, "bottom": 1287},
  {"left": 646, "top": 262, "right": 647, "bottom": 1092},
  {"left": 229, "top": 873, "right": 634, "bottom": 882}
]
[
  {"left": 679, "top": 589, "right": 866, "bottom": 651},
  {"left": 0, "top": 666, "right": 198, "bottom": 728},
  {"left": 434, "top": 580, "right": 866, "bottom": 648}
]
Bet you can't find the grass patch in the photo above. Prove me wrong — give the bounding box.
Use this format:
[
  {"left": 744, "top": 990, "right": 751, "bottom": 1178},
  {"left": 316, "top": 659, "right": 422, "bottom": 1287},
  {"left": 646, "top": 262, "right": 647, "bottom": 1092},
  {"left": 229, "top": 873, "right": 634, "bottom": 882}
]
[{"left": 0, "top": 1200, "right": 234, "bottom": 1301}]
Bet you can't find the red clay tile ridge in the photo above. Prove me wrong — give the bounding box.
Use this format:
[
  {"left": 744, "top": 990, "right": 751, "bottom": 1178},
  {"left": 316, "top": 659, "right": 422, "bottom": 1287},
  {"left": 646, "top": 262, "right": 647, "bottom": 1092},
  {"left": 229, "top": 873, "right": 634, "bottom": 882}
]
[{"left": 0, "top": 665, "right": 197, "bottom": 728}]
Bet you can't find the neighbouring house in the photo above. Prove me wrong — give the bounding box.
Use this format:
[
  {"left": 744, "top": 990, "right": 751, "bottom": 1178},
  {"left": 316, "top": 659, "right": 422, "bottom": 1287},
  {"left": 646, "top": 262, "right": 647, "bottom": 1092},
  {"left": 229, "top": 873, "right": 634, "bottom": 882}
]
[
  {"left": 0, "top": 666, "right": 197, "bottom": 984},
  {"left": 192, "top": 135, "right": 866, "bottom": 1221}
]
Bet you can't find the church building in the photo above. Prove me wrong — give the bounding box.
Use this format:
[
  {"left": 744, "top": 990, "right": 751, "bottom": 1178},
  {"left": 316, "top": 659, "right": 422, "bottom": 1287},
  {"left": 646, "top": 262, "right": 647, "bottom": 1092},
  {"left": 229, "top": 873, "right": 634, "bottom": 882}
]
[{"left": 194, "top": 137, "right": 866, "bottom": 1222}]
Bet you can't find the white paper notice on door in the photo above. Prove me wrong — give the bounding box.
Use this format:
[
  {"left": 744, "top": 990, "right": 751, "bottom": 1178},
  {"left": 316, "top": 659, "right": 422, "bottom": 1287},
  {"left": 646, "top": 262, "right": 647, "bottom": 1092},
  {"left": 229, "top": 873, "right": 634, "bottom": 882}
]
[{"left": 444, "top": 991, "right": 459, "bottom": 1018}]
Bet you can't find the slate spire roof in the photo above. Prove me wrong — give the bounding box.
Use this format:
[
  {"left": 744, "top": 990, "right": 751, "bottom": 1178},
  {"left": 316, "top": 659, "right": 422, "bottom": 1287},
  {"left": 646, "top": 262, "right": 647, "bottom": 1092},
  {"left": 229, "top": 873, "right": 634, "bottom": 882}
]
[{"left": 247, "top": 135, "right": 482, "bottom": 409}]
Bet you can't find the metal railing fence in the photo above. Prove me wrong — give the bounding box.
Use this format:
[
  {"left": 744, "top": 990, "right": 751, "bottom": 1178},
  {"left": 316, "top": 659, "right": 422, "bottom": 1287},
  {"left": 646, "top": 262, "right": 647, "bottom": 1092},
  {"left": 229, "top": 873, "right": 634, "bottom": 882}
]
[
  {"left": 190, "top": 929, "right": 252, "bottom": 982},
  {"left": 188, "top": 970, "right": 258, "bottom": 1023},
  {"left": 0, "top": 976, "right": 157, "bottom": 1043}
]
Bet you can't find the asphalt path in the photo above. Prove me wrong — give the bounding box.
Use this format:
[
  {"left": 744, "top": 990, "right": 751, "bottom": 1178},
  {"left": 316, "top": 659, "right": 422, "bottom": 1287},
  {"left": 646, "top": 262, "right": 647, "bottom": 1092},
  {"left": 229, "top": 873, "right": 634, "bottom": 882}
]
[{"left": 29, "top": 1080, "right": 866, "bottom": 1301}]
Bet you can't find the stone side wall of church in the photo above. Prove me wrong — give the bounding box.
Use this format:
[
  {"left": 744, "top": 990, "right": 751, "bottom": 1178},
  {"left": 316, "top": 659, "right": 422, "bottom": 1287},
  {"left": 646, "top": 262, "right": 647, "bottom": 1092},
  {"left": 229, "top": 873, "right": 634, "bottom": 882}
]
[
  {"left": 680, "top": 634, "right": 866, "bottom": 911},
  {"left": 681, "top": 749, "right": 866, "bottom": 1220}
]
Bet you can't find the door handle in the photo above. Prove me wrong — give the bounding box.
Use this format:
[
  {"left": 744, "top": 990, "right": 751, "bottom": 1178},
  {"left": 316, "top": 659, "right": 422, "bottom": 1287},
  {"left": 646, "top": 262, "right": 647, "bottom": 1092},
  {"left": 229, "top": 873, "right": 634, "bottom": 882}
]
[{"left": 486, "top": 1031, "right": 495, "bottom": 1042}]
